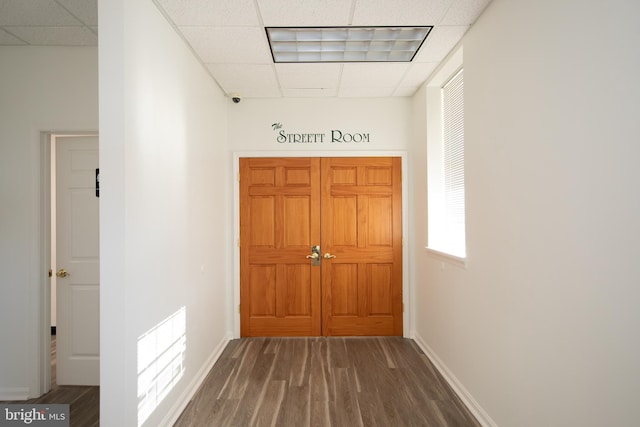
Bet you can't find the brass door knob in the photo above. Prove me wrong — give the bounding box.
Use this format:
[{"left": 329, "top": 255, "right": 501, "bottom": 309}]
[
  {"left": 56, "top": 269, "right": 70, "bottom": 278},
  {"left": 323, "top": 253, "right": 336, "bottom": 259}
]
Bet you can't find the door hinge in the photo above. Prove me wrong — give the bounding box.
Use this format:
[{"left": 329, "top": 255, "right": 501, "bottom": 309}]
[
  {"left": 238, "top": 304, "right": 241, "bottom": 314},
  {"left": 402, "top": 302, "right": 405, "bottom": 313},
  {"left": 48, "top": 268, "right": 52, "bottom": 278}
]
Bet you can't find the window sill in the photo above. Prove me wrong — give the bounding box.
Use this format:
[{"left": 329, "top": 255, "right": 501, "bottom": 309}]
[{"left": 425, "top": 247, "right": 467, "bottom": 268}]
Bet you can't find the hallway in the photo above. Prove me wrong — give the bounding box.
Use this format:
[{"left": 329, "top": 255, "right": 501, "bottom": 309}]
[{"left": 175, "top": 337, "right": 479, "bottom": 427}]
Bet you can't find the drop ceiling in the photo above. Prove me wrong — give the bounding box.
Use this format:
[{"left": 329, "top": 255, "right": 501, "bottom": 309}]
[{"left": 0, "top": 0, "right": 492, "bottom": 98}]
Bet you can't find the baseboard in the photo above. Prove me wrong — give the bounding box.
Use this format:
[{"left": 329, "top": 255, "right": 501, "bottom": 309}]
[
  {"left": 0, "top": 387, "right": 30, "bottom": 401},
  {"left": 159, "top": 332, "right": 233, "bottom": 427},
  {"left": 413, "top": 332, "right": 498, "bottom": 427}
]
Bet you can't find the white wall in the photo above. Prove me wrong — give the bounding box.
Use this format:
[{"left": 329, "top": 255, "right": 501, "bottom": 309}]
[
  {"left": 412, "top": 0, "right": 640, "bottom": 426},
  {"left": 99, "top": 0, "right": 230, "bottom": 425},
  {"left": 228, "top": 97, "right": 411, "bottom": 152},
  {"left": 0, "top": 46, "right": 98, "bottom": 399}
]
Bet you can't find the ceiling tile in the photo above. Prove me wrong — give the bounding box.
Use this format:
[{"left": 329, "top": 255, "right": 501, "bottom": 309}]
[
  {"left": 56, "top": 0, "right": 98, "bottom": 26},
  {"left": 282, "top": 88, "right": 338, "bottom": 97},
  {"left": 0, "top": 28, "right": 26, "bottom": 45},
  {"left": 181, "top": 26, "right": 273, "bottom": 64},
  {"left": 0, "top": 0, "right": 81, "bottom": 26},
  {"left": 257, "top": 0, "right": 353, "bottom": 26},
  {"left": 156, "top": 0, "right": 260, "bottom": 26},
  {"left": 339, "top": 86, "right": 395, "bottom": 98},
  {"left": 351, "top": 0, "right": 453, "bottom": 25},
  {"left": 400, "top": 62, "right": 439, "bottom": 87},
  {"left": 6, "top": 26, "right": 97, "bottom": 45},
  {"left": 229, "top": 84, "right": 282, "bottom": 98},
  {"left": 0, "top": 0, "right": 491, "bottom": 99},
  {"left": 440, "top": 0, "right": 492, "bottom": 25},
  {"left": 207, "top": 64, "right": 281, "bottom": 97},
  {"left": 393, "top": 86, "right": 420, "bottom": 97},
  {"left": 341, "top": 63, "right": 409, "bottom": 88},
  {"left": 413, "top": 25, "right": 468, "bottom": 62},
  {"left": 276, "top": 63, "right": 341, "bottom": 89}
]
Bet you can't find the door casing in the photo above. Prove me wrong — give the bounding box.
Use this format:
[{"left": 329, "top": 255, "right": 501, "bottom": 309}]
[
  {"left": 38, "top": 132, "right": 99, "bottom": 397},
  {"left": 233, "top": 151, "right": 410, "bottom": 338}
]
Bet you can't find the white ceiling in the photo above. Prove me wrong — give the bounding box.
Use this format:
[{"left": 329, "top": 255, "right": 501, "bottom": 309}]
[{"left": 0, "top": 0, "right": 492, "bottom": 98}]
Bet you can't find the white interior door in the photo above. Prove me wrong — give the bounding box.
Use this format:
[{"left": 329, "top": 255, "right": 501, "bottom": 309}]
[{"left": 55, "top": 135, "right": 99, "bottom": 385}]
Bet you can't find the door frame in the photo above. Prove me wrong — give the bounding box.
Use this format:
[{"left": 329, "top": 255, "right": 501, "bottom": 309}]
[
  {"left": 232, "top": 150, "right": 411, "bottom": 338},
  {"left": 38, "top": 131, "right": 98, "bottom": 396}
]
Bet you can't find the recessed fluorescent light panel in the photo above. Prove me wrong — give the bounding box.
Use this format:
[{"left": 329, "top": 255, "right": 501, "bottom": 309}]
[{"left": 266, "top": 26, "right": 432, "bottom": 63}]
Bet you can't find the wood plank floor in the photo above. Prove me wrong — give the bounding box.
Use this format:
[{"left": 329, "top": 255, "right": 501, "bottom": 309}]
[
  {"left": 175, "top": 337, "right": 480, "bottom": 427},
  {"left": 3, "top": 337, "right": 479, "bottom": 426}
]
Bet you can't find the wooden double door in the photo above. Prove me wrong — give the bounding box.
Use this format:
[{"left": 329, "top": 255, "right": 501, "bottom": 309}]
[{"left": 240, "top": 157, "right": 402, "bottom": 336}]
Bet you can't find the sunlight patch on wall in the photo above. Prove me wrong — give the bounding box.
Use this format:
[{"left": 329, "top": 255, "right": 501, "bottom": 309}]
[{"left": 137, "top": 306, "right": 186, "bottom": 426}]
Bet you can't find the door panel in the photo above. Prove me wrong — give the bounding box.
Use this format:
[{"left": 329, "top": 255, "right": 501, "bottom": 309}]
[
  {"left": 330, "top": 264, "right": 359, "bottom": 315},
  {"left": 285, "top": 264, "right": 312, "bottom": 315},
  {"left": 321, "top": 157, "right": 402, "bottom": 336},
  {"left": 240, "top": 158, "right": 321, "bottom": 336},
  {"left": 240, "top": 157, "right": 402, "bottom": 337},
  {"left": 56, "top": 136, "right": 100, "bottom": 385}
]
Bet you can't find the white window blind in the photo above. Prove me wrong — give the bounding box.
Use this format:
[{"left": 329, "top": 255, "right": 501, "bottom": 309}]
[{"left": 441, "top": 68, "right": 465, "bottom": 255}]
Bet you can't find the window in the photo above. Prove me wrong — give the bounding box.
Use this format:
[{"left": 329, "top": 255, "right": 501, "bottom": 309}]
[
  {"left": 442, "top": 68, "right": 465, "bottom": 254},
  {"left": 427, "top": 48, "right": 466, "bottom": 261}
]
